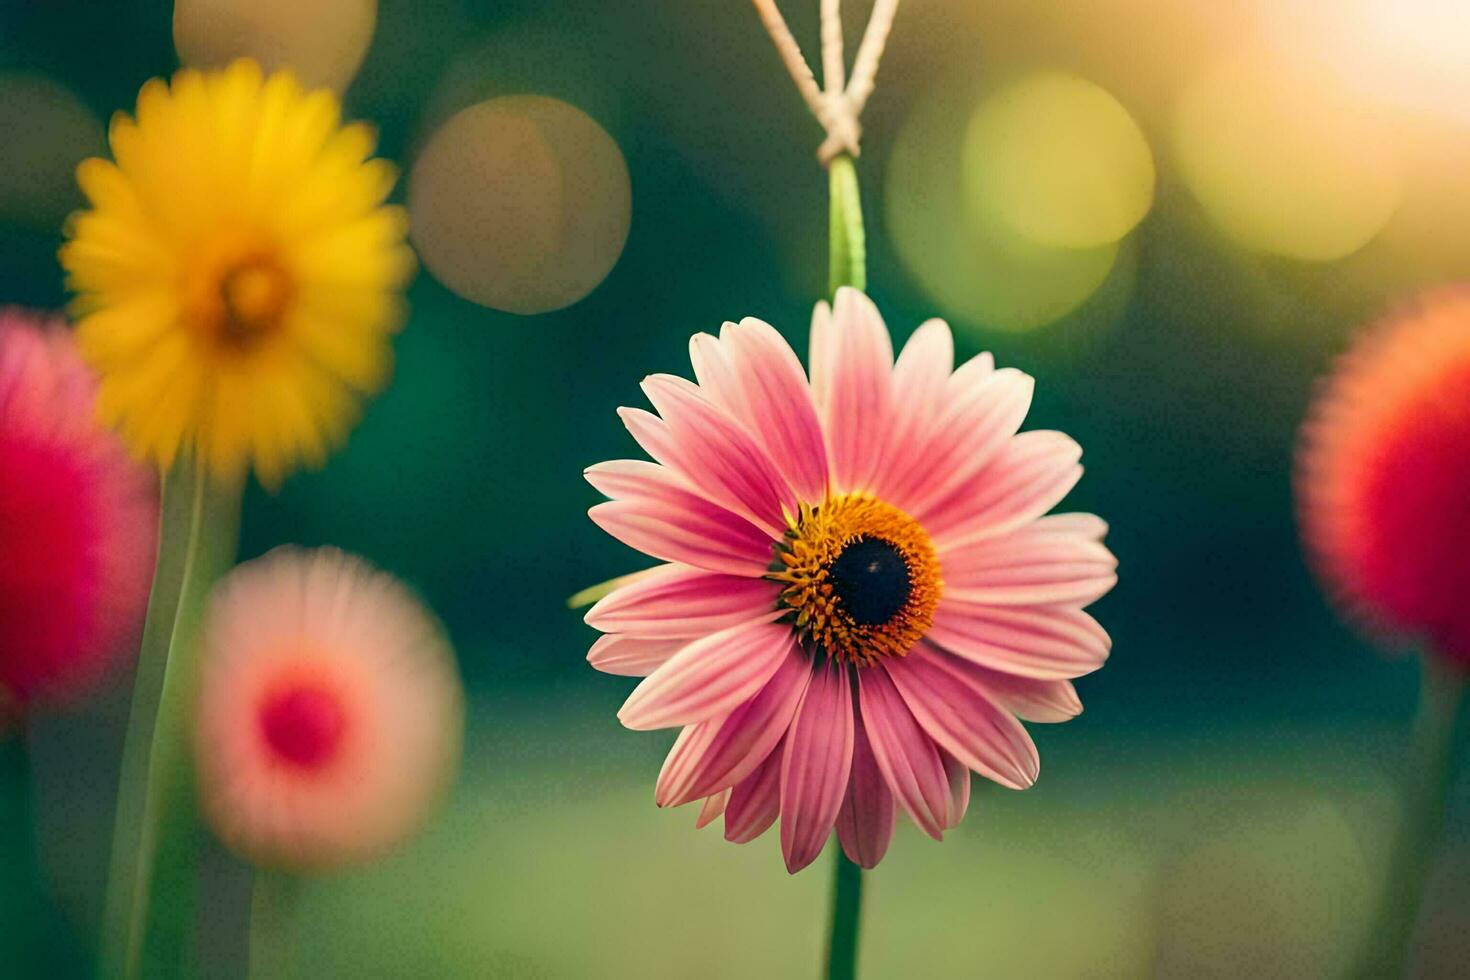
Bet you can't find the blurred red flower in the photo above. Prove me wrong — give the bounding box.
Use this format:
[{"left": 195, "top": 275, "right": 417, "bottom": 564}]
[
  {"left": 1299, "top": 289, "right": 1470, "bottom": 668},
  {"left": 0, "top": 309, "right": 157, "bottom": 709}
]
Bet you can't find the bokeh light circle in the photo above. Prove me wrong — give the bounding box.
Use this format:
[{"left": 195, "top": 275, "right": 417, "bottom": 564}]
[
  {"left": 0, "top": 75, "right": 102, "bottom": 228},
  {"left": 409, "top": 96, "right": 631, "bottom": 316},
  {"left": 1172, "top": 49, "right": 1403, "bottom": 262},
  {"left": 887, "top": 77, "right": 1128, "bottom": 335},
  {"left": 963, "top": 72, "right": 1155, "bottom": 249},
  {"left": 1261, "top": 1, "right": 1470, "bottom": 127},
  {"left": 174, "top": 0, "right": 376, "bottom": 94}
]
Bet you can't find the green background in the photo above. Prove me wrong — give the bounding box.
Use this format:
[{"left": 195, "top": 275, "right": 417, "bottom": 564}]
[{"left": 1, "top": 0, "right": 1467, "bottom": 976}]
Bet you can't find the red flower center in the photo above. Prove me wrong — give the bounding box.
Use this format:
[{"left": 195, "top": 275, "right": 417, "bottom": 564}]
[{"left": 259, "top": 684, "right": 345, "bottom": 769}]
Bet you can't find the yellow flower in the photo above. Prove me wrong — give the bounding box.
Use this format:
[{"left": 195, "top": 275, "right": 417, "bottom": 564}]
[{"left": 60, "top": 59, "right": 414, "bottom": 486}]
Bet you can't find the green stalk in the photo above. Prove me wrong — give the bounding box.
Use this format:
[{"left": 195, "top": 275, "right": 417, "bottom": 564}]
[
  {"left": 100, "top": 455, "right": 242, "bottom": 980},
  {"left": 248, "top": 870, "right": 301, "bottom": 980},
  {"left": 2, "top": 734, "right": 39, "bottom": 966},
  {"left": 2, "top": 733, "right": 86, "bottom": 973},
  {"left": 1354, "top": 654, "right": 1465, "bottom": 978},
  {"left": 823, "top": 153, "right": 867, "bottom": 980},
  {"left": 828, "top": 154, "right": 866, "bottom": 300},
  {"left": 825, "top": 848, "right": 865, "bottom": 980}
]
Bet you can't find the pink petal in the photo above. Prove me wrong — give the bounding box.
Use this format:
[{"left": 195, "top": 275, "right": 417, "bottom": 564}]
[
  {"left": 883, "top": 648, "right": 1040, "bottom": 790},
  {"left": 896, "top": 320, "right": 956, "bottom": 401},
  {"left": 807, "top": 301, "right": 837, "bottom": 414},
  {"left": 586, "top": 461, "right": 777, "bottom": 577},
  {"left": 856, "top": 664, "right": 950, "bottom": 839},
  {"left": 586, "top": 563, "right": 779, "bottom": 638},
  {"left": 641, "top": 374, "right": 797, "bottom": 537},
  {"left": 928, "top": 602, "right": 1111, "bottom": 680},
  {"left": 618, "top": 406, "right": 680, "bottom": 463},
  {"left": 695, "top": 789, "right": 730, "bottom": 829},
  {"left": 927, "top": 431, "right": 1084, "bottom": 548},
  {"left": 725, "top": 741, "right": 783, "bottom": 844},
  {"left": 893, "top": 369, "right": 1035, "bottom": 519},
  {"left": 940, "top": 749, "right": 971, "bottom": 829},
  {"left": 876, "top": 348, "right": 993, "bottom": 504},
  {"left": 939, "top": 519, "right": 1117, "bottom": 607},
  {"left": 722, "top": 318, "right": 829, "bottom": 504},
  {"left": 585, "top": 458, "right": 692, "bottom": 500},
  {"left": 657, "top": 721, "right": 722, "bottom": 806},
  {"left": 586, "top": 634, "right": 685, "bottom": 677},
  {"left": 618, "top": 618, "right": 793, "bottom": 730},
  {"left": 656, "top": 646, "right": 812, "bottom": 807},
  {"left": 945, "top": 351, "right": 997, "bottom": 395},
  {"left": 871, "top": 319, "right": 954, "bottom": 500},
  {"left": 689, "top": 330, "right": 746, "bottom": 418},
  {"left": 836, "top": 705, "right": 896, "bottom": 869},
  {"left": 779, "top": 660, "right": 856, "bottom": 873},
  {"left": 896, "top": 638, "right": 1082, "bottom": 723},
  {"left": 1032, "top": 512, "right": 1109, "bottom": 541},
  {"left": 810, "top": 288, "right": 895, "bottom": 494},
  {"left": 948, "top": 655, "right": 1083, "bottom": 722},
  {"left": 588, "top": 496, "right": 774, "bottom": 577}
]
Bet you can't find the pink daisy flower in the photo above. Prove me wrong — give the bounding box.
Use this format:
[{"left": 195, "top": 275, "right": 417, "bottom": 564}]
[
  {"left": 195, "top": 547, "right": 463, "bottom": 871},
  {"left": 0, "top": 309, "right": 157, "bottom": 709},
  {"left": 585, "top": 288, "right": 1116, "bottom": 873}
]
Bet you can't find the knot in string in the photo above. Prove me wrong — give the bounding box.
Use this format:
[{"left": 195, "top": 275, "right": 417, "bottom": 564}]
[
  {"left": 816, "top": 94, "right": 862, "bottom": 166},
  {"left": 751, "top": 0, "right": 901, "bottom": 168}
]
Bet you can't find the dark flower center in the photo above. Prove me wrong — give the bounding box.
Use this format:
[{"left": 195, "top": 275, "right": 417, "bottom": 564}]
[
  {"left": 219, "top": 257, "right": 291, "bottom": 350},
  {"left": 771, "top": 494, "right": 941, "bottom": 666},
  {"left": 826, "top": 536, "right": 912, "bottom": 626}
]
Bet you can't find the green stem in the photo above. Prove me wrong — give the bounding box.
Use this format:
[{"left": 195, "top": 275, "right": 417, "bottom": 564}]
[
  {"left": 1, "top": 734, "right": 39, "bottom": 965},
  {"left": 828, "top": 154, "right": 866, "bottom": 299},
  {"left": 1, "top": 733, "right": 82, "bottom": 974},
  {"left": 248, "top": 870, "right": 301, "bottom": 980},
  {"left": 1354, "top": 655, "right": 1465, "bottom": 979},
  {"left": 825, "top": 848, "right": 864, "bottom": 980},
  {"left": 100, "top": 456, "right": 242, "bottom": 980},
  {"left": 821, "top": 152, "right": 868, "bottom": 980}
]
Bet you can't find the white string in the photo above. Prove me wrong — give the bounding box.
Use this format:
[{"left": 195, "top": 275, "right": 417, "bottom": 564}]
[
  {"left": 846, "top": 0, "right": 900, "bottom": 117},
  {"left": 820, "top": 0, "right": 846, "bottom": 96},
  {"left": 751, "top": 0, "right": 902, "bottom": 167},
  {"left": 751, "top": 0, "right": 828, "bottom": 123},
  {"left": 815, "top": 0, "right": 859, "bottom": 164}
]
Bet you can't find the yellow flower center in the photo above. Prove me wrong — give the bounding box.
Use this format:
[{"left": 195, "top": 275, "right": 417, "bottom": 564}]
[
  {"left": 771, "top": 494, "right": 942, "bottom": 666},
  {"left": 182, "top": 235, "right": 294, "bottom": 352}
]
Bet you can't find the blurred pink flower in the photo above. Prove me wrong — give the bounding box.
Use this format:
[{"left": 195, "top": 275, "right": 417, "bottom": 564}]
[
  {"left": 196, "top": 546, "right": 463, "bottom": 871},
  {"left": 0, "top": 309, "right": 157, "bottom": 709},
  {"left": 585, "top": 288, "right": 1115, "bottom": 873}
]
